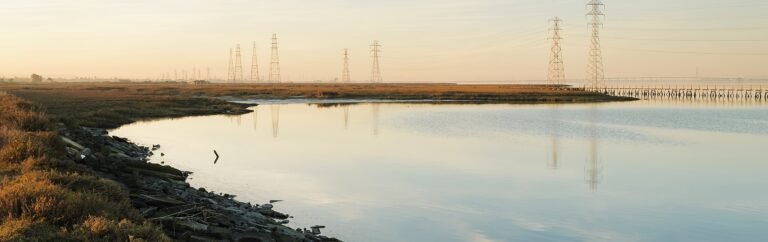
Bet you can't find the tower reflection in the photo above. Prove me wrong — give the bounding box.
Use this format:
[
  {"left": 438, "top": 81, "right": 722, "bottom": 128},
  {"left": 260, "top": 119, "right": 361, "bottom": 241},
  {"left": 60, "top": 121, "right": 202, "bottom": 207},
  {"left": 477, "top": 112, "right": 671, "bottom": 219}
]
[
  {"left": 548, "top": 105, "right": 561, "bottom": 169},
  {"left": 372, "top": 103, "right": 380, "bottom": 136},
  {"left": 271, "top": 105, "right": 280, "bottom": 138},
  {"left": 252, "top": 106, "right": 258, "bottom": 131},
  {"left": 584, "top": 106, "right": 602, "bottom": 191},
  {"left": 344, "top": 106, "right": 349, "bottom": 130}
]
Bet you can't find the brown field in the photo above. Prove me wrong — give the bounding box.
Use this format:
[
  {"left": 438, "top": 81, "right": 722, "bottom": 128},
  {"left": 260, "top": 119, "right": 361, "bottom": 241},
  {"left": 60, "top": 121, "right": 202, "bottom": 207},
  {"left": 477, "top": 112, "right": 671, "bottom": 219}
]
[
  {"left": 0, "top": 82, "right": 631, "bottom": 129},
  {"left": 0, "top": 82, "right": 619, "bottom": 101}
]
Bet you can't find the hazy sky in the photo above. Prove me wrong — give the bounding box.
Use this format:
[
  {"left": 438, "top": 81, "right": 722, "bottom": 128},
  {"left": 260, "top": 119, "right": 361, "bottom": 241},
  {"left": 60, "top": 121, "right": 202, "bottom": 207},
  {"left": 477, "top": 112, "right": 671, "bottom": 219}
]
[{"left": 1, "top": 0, "right": 767, "bottom": 81}]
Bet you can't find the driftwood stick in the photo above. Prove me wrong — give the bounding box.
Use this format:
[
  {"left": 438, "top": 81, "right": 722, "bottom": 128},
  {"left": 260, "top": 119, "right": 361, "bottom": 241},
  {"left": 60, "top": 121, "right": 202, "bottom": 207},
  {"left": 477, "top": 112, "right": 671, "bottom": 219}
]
[{"left": 148, "top": 207, "right": 199, "bottom": 221}]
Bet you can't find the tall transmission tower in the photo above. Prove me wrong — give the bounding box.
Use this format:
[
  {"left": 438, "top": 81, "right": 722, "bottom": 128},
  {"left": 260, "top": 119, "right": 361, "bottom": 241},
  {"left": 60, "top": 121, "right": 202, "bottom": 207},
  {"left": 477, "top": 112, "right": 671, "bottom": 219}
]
[
  {"left": 251, "top": 41, "right": 261, "bottom": 82},
  {"left": 341, "top": 48, "right": 351, "bottom": 82},
  {"left": 235, "top": 44, "right": 244, "bottom": 82},
  {"left": 587, "top": 0, "right": 605, "bottom": 89},
  {"left": 370, "top": 40, "right": 383, "bottom": 83},
  {"left": 548, "top": 17, "right": 565, "bottom": 86},
  {"left": 227, "top": 48, "right": 235, "bottom": 82},
  {"left": 269, "top": 34, "right": 281, "bottom": 83}
]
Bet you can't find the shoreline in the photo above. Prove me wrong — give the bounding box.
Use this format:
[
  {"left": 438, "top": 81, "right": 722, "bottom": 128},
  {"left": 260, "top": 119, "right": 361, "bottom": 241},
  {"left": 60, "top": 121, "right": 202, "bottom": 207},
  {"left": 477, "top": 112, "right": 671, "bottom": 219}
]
[{"left": 59, "top": 125, "right": 341, "bottom": 241}]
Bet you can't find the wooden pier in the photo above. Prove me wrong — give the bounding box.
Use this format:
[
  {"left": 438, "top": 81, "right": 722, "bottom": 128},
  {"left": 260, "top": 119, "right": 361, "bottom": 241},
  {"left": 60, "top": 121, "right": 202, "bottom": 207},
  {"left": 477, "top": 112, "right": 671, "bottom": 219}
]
[{"left": 585, "top": 85, "right": 767, "bottom": 100}]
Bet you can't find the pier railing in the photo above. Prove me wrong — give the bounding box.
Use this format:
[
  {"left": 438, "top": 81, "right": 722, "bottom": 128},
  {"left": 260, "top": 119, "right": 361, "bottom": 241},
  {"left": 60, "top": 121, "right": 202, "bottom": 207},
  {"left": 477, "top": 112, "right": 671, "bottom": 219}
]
[{"left": 582, "top": 85, "right": 767, "bottom": 100}]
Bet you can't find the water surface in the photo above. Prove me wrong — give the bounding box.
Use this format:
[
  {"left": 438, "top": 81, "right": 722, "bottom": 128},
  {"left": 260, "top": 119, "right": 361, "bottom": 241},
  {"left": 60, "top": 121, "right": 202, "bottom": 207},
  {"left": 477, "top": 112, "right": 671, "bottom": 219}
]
[{"left": 112, "top": 100, "right": 768, "bottom": 242}]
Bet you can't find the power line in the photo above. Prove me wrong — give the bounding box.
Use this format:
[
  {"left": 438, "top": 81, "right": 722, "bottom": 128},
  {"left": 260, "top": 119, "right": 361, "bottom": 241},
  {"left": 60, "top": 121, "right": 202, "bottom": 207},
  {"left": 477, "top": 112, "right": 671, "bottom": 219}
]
[
  {"left": 605, "top": 37, "right": 768, "bottom": 42},
  {"left": 612, "top": 48, "right": 768, "bottom": 56}
]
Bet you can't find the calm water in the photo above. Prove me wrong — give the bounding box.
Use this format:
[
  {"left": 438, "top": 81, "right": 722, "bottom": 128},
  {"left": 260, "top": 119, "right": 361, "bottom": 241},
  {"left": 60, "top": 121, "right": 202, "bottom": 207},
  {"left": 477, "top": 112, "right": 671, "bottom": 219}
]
[{"left": 112, "top": 100, "right": 768, "bottom": 242}]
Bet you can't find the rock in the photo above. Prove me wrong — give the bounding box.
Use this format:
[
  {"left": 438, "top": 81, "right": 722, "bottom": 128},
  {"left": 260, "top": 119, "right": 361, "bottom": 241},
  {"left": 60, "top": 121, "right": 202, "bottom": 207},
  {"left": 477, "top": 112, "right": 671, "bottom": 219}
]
[
  {"left": 204, "top": 225, "right": 233, "bottom": 239},
  {"left": 133, "top": 194, "right": 185, "bottom": 207},
  {"left": 233, "top": 232, "right": 277, "bottom": 242},
  {"left": 189, "top": 235, "right": 227, "bottom": 242},
  {"left": 175, "top": 219, "right": 208, "bottom": 232},
  {"left": 311, "top": 225, "right": 326, "bottom": 235}
]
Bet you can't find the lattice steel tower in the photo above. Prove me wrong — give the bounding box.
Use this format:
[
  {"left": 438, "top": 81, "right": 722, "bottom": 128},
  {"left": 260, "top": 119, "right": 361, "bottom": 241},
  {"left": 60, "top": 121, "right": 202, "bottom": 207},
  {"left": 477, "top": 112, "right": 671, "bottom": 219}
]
[
  {"left": 235, "top": 44, "right": 244, "bottom": 82},
  {"left": 548, "top": 17, "right": 565, "bottom": 86},
  {"left": 269, "top": 34, "right": 281, "bottom": 83},
  {"left": 370, "top": 41, "right": 383, "bottom": 83},
  {"left": 587, "top": 0, "right": 605, "bottom": 89},
  {"left": 251, "top": 41, "right": 261, "bottom": 82},
  {"left": 227, "top": 48, "right": 234, "bottom": 82},
  {"left": 342, "top": 48, "right": 351, "bottom": 82}
]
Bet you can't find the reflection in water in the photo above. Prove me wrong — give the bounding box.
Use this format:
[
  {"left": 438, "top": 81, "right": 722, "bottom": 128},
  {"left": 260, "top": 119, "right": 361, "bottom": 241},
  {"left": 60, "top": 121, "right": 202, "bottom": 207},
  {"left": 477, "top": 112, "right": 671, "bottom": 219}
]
[
  {"left": 112, "top": 102, "right": 768, "bottom": 242},
  {"left": 548, "top": 106, "right": 560, "bottom": 169},
  {"left": 585, "top": 106, "right": 602, "bottom": 190},
  {"left": 236, "top": 115, "right": 242, "bottom": 127},
  {"left": 252, "top": 106, "right": 258, "bottom": 131},
  {"left": 343, "top": 106, "right": 349, "bottom": 130},
  {"left": 271, "top": 106, "right": 280, "bottom": 138},
  {"left": 372, "top": 103, "right": 380, "bottom": 136}
]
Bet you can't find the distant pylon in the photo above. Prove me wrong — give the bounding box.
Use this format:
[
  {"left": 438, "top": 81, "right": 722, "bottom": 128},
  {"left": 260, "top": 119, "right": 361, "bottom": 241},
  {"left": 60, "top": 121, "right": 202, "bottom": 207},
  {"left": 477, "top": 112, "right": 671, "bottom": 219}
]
[
  {"left": 235, "top": 44, "right": 244, "bottom": 82},
  {"left": 548, "top": 17, "right": 565, "bottom": 86},
  {"left": 206, "top": 67, "right": 210, "bottom": 80},
  {"left": 370, "top": 41, "right": 383, "bottom": 83},
  {"left": 227, "top": 48, "right": 235, "bottom": 82},
  {"left": 251, "top": 41, "right": 261, "bottom": 82},
  {"left": 342, "top": 48, "right": 351, "bottom": 82},
  {"left": 269, "top": 34, "right": 281, "bottom": 83},
  {"left": 587, "top": 0, "right": 605, "bottom": 89}
]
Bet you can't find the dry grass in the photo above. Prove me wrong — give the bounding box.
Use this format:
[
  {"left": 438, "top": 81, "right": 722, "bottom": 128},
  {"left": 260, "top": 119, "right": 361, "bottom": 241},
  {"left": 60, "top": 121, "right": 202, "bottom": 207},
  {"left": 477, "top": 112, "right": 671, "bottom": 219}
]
[
  {"left": 0, "top": 82, "right": 628, "bottom": 129},
  {"left": 0, "top": 91, "right": 170, "bottom": 241},
  {"left": 1, "top": 82, "right": 606, "bottom": 100}
]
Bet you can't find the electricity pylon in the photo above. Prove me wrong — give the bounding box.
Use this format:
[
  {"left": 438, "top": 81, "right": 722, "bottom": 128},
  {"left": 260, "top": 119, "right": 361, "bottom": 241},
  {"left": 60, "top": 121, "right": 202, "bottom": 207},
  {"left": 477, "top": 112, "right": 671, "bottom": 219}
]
[
  {"left": 370, "top": 41, "right": 383, "bottom": 83},
  {"left": 227, "top": 48, "right": 234, "bottom": 82},
  {"left": 251, "top": 41, "right": 261, "bottom": 82},
  {"left": 235, "top": 44, "right": 244, "bottom": 82},
  {"left": 587, "top": 0, "right": 605, "bottom": 89},
  {"left": 269, "top": 34, "right": 281, "bottom": 83},
  {"left": 548, "top": 17, "right": 565, "bottom": 86},
  {"left": 342, "top": 48, "right": 351, "bottom": 82}
]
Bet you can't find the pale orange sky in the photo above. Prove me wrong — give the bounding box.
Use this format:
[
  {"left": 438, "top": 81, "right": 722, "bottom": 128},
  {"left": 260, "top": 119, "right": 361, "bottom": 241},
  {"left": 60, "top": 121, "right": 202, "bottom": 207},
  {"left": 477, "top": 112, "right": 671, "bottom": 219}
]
[{"left": 0, "top": 0, "right": 766, "bottom": 82}]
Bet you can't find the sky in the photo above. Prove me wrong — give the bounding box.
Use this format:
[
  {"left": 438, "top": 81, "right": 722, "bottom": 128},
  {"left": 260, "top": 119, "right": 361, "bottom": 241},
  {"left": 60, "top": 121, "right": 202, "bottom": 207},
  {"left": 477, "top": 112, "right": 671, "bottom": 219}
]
[{"left": 0, "top": 0, "right": 767, "bottom": 82}]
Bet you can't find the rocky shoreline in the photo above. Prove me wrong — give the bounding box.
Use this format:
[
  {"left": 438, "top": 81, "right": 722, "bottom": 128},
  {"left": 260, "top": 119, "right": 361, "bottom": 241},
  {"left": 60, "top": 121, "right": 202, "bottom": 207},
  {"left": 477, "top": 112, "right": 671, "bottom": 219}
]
[{"left": 58, "top": 124, "right": 340, "bottom": 242}]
